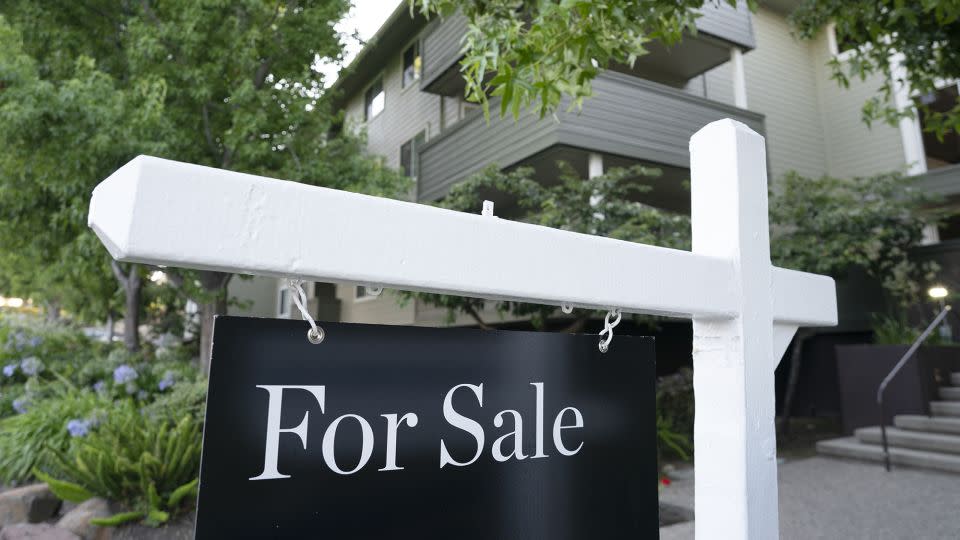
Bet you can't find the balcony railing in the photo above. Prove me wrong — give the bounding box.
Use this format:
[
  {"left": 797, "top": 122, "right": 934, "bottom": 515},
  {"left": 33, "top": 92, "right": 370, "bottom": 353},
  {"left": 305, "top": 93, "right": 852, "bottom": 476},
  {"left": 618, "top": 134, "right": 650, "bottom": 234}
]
[{"left": 417, "top": 71, "right": 765, "bottom": 201}]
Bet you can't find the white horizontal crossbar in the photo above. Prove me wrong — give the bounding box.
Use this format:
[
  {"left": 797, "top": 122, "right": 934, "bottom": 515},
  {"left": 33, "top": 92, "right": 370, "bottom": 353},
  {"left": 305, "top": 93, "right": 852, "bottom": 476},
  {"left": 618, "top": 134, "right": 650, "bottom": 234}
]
[{"left": 88, "top": 155, "right": 836, "bottom": 326}]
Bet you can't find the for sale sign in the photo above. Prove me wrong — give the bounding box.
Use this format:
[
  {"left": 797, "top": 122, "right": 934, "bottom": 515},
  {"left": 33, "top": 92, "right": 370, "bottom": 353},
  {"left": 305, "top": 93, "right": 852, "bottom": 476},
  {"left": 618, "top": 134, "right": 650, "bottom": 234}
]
[{"left": 196, "top": 316, "right": 657, "bottom": 539}]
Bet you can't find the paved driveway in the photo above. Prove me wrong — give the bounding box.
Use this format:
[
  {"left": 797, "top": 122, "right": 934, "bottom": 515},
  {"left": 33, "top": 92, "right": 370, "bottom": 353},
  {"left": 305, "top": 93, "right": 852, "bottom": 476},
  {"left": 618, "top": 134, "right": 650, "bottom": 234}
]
[{"left": 659, "top": 456, "right": 960, "bottom": 539}]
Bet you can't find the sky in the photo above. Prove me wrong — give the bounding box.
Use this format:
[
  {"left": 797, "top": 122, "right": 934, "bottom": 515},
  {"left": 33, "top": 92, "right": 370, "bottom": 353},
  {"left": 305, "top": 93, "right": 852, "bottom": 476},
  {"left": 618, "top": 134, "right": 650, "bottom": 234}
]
[{"left": 317, "top": 0, "right": 395, "bottom": 87}]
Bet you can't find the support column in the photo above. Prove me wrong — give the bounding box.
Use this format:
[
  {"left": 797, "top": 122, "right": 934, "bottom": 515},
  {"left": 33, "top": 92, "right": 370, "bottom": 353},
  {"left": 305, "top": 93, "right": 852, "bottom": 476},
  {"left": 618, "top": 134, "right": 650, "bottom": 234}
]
[
  {"left": 730, "top": 48, "right": 748, "bottom": 109},
  {"left": 889, "top": 52, "right": 927, "bottom": 176},
  {"left": 690, "top": 119, "right": 780, "bottom": 539},
  {"left": 587, "top": 152, "right": 603, "bottom": 179}
]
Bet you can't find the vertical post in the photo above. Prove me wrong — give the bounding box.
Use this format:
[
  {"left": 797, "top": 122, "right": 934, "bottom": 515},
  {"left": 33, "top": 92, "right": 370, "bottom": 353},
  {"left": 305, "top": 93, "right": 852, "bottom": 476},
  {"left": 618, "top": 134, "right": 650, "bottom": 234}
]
[
  {"left": 690, "top": 120, "right": 779, "bottom": 538},
  {"left": 730, "top": 48, "right": 748, "bottom": 109}
]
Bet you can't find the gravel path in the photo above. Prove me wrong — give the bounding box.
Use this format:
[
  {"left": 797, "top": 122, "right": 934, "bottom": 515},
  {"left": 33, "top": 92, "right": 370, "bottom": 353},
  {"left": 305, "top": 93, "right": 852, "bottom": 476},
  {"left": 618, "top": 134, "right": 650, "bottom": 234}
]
[{"left": 659, "top": 456, "right": 960, "bottom": 539}]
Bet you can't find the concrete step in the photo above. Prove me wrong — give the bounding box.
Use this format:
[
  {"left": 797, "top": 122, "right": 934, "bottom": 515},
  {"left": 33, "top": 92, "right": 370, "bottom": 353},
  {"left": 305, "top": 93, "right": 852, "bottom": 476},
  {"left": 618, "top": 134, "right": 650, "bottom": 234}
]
[
  {"left": 953, "top": 373, "right": 960, "bottom": 386},
  {"left": 931, "top": 401, "right": 960, "bottom": 417},
  {"left": 896, "top": 414, "right": 960, "bottom": 435},
  {"left": 941, "top": 387, "right": 960, "bottom": 401},
  {"left": 856, "top": 426, "right": 960, "bottom": 454},
  {"left": 817, "top": 436, "right": 960, "bottom": 473}
]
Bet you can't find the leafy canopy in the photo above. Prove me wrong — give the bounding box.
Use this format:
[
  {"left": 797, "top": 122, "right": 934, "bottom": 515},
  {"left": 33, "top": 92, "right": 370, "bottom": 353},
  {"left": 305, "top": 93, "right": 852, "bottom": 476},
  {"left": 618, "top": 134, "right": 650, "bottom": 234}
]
[
  {"left": 410, "top": 166, "right": 935, "bottom": 325},
  {"left": 411, "top": 0, "right": 749, "bottom": 119},
  {"left": 791, "top": 0, "right": 960, "bottom": 137},
  {"left": 403, "top": 163, "right": 690, "bottom": 327},
  {"left": 0, "top": 1, "right": 410, "bottom": 320}
]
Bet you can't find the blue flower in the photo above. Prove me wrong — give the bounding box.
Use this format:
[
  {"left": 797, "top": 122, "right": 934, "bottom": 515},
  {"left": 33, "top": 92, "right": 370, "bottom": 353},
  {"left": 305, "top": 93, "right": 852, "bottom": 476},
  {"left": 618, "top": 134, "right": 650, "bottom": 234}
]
[
  {"left": 12, "top": 398, "right": 29, "bottom": 414},
  {"left": 113, "top": 365, "right": 138, "bottom": 384},
  {"left": 92, "top": 380, "right": 106, "bottom": 393},
  {"left": 27, "top": 336, "right": 41, "bottom": 348},
  {"left": 19, "top": 357, "right": 43, "bottom": 377},
  {"left": 157, "top": 371, "right": 176, "bottom": 391},
  {"left": 2, "top": 364, "right": 15, "bottom": 377},
  {"left": 66, "top": 419, "right": 90, "bottom": 438}
]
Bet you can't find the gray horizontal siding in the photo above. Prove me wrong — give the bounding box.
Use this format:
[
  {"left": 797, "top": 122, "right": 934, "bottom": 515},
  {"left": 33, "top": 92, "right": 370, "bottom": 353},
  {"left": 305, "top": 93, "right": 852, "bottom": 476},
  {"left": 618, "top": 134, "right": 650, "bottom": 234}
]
[
  {"left": 421, "top": 12, "right": 468, "bottom": 93},
  {"left": 417, "top": 106, "right": 561, "bottom": 200},
  {"left": 418, "top": 71, "right": 765, "bottom": 200},
  {"left": 695, "top": 1, "right": 755, "bottom": 49},
  {"left": 915, "top": 164, "right": 960, "bottom": 197}
]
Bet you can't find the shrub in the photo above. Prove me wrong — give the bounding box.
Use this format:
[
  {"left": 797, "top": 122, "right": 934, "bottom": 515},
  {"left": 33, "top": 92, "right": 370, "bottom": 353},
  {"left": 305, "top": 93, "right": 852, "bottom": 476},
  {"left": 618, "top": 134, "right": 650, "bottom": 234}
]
[
  {"left": 39, "top": 399, "right": 202, "bottom": 526},
  {"left": 657, "top": 368, "right": 694, "bottom": 462},
  {"left": 0, "top": 383, "right": 107, "bottom": 484}
]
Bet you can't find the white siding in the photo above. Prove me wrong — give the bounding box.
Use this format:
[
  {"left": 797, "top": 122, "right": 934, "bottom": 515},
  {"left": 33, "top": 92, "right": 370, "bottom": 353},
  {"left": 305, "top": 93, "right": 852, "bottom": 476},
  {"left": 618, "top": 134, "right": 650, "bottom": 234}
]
[
  {"left": 704, "top": 7, "right": 906, "bottom": 182},
  {"left": 811, "top": 34, "right": 906, "bottom": 178},
  {"left": 337, "top": 287, "right": 415, "bottom": 325},
  {"left": 229, "top": 275, "right": 282, "bottom": 318},
  {"left": 739, "top": 8, "right": 828, "bottom": 180}
]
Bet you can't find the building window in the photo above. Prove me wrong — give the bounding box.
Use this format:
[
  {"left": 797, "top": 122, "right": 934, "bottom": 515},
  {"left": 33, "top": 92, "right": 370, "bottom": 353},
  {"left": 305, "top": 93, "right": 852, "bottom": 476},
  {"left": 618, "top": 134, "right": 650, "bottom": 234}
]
[
  {"left": 400, "top": 131, "right": 426, "bottom": 178},
  {"left": 278, "top": 288, "right": 290, "bottom": 317},
  {"left": 402, "top": 41, "right": 421, "bottom": 88},
  {"left": 355, "top": 285, "right": 372, "bottom": 302},
  {"left": 365, "top": 76, "right": 385, "bottom": 121}
]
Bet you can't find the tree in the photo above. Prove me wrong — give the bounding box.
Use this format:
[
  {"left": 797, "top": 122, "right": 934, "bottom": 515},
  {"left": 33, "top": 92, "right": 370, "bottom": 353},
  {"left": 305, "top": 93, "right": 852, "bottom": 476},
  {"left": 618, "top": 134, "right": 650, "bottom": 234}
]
[
  {"left": 769, "top": 170, "right": 938, "bottom": 433},
  {"left": 411, "top": 0, "right": 749, "bottom": 119},
  {"left": 790, "top": 1, "right": 960, "bottom": 137},
  {"left": 402, "top": 163, "right": 690, "bottom": 329},
  {"left": 0, "top": 3, "right": 409, "bottom": 365}
]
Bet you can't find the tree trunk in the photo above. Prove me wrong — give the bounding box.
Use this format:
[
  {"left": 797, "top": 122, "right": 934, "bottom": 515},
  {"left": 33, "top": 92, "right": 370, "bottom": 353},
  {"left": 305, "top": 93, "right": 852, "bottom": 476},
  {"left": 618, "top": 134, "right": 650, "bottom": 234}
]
[
  {"left": 111, "top": 261, "right": 142, "bottom": 352},
  {"left": 106, "top": 311, "right": 115, "bottom": 344},
  {"left": 123, "top": 270, "right": 141, "bottom": 352},
  {"left": 44, "top": 300, "right": 61, "bottom": 323},
  {"left": 777, "top": 329, "right": 811, "bottom": 436},
  {"left": 197, "top": 271, "right": 232, "bottom": 374}
]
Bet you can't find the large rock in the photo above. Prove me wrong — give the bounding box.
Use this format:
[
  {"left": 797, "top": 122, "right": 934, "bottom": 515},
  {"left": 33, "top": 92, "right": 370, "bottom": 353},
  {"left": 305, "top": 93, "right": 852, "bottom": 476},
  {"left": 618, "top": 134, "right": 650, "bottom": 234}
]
[
  {"left": 0, "top": 485, "right": 61, "bottom": 527},
  {"left": 55, "top": 499, "right": 110, "bottom": 540},
  {"left": 0, "top": 523, "right": 79, "bottom": 540}
]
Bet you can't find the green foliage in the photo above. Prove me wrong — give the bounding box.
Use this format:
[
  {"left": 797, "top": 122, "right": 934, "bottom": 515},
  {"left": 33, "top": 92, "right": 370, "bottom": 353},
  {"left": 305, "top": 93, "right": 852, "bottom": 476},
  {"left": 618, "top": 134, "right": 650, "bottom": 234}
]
[
  {"left": 656, "top": 368, "right": 694, "bottom": 462},
  {"left": 871, "top": 313, "right": 953, "bottom": 346},
  {"left": 411, "top": 0, "right": 750, "bottom": 119},
  {"left": 402, "top": 163, "right": 690, "bottom": 325},
  {"left": 33, "top": 469, "right": 93, "bottom": 503},
  {"left": 0, "top": 2, "right": 411, "bottom": 327},
  {"left": 769, "top": 171, "right": 939, "bottom": 305},
  {"left": 40, "top": 400, "right": 202, "bottom": 526},
  {"left": 91, "top": 511, "right": 146, "bottom": 527},
  {"left": 0, "top": 384, "right": 106, "bottom": 484},
  {"left": 791, "top": 0, "right": 960, "bottom": 138}
]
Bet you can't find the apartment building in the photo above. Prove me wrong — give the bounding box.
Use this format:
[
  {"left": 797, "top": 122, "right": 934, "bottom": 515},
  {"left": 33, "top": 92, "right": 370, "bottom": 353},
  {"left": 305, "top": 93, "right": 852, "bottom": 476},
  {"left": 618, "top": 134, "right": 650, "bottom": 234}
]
[{"left": 230, "top": 0, "right": 960, "bottom": 333}]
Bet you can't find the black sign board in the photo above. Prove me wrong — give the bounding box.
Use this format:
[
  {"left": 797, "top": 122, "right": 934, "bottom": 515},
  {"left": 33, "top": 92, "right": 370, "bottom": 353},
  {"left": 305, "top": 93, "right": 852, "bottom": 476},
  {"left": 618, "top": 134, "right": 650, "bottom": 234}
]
[{"left": 196, "top": 316, "right": 657, "bottom": 539}]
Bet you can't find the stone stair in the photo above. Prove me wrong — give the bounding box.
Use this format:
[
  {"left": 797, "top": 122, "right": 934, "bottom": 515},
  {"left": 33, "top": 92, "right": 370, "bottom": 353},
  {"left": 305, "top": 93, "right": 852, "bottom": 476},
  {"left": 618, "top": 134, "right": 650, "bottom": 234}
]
[{"left": 817, "top": 372, "right": 960, "bottom": 473}]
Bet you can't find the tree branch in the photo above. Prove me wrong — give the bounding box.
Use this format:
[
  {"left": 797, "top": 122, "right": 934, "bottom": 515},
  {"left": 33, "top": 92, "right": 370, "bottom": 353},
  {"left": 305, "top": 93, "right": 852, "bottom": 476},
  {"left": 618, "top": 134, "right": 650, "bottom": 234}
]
[
  {"left": 559, "top": 315, "right": 589, "bottom": 334},
  {"left": 464, "top": 305, "right": 493, "bottom": 330},
  {"left": 110, "top": 260, "right": 129, "bottom": 287},
  {"left": 201, "top": 103, "right": 219, "bottom": 160}
]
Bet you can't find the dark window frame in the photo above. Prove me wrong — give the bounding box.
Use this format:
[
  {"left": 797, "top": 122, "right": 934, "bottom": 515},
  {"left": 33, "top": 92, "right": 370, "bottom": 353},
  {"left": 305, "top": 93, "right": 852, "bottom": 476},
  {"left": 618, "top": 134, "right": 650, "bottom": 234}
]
[
  {"left": 400, "top": 130, "right": 427, "bottom": 179},
  {"left": 402, "top": 40, "right": 422, "bottom": 88},
  {"left": 364, "top": 76, "right": 385, "bottom": 121}
]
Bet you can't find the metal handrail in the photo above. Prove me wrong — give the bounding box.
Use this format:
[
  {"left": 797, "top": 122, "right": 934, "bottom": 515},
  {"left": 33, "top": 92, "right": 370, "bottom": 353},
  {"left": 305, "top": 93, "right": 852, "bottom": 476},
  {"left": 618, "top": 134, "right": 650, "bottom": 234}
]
[{"left": 877, "top": 305, "right": 954, "bottom": 471}]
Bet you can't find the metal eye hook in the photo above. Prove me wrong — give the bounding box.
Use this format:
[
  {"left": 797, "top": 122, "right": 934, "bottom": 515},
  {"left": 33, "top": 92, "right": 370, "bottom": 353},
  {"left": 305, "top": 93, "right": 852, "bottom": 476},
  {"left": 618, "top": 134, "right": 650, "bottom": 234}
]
[
  {"left": 561, "top": 303, "right": 574, "bottom": 314},
  {"left": 598, "top": 308, "right": 622, "bottom": 353}
]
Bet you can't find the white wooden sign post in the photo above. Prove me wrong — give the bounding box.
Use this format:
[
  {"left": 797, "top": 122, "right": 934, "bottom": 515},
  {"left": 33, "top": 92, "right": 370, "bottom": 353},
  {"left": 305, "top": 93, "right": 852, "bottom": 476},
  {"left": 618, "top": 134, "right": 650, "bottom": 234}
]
[{"left": 88, "top": 119, "right": 836, "bottom": 539}]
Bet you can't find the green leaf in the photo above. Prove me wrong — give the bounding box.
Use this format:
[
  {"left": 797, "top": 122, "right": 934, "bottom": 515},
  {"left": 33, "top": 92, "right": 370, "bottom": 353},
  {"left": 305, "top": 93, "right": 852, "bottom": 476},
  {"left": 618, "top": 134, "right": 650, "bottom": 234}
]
[
  {"left": 167, "top": 477, "right": 199, "bottom": 509},
  {"left": 90, "top": 511, "right": 145, "bottom": 527},
  {"left": 33, "top": 469, "right": 93, "bottom": 503}
]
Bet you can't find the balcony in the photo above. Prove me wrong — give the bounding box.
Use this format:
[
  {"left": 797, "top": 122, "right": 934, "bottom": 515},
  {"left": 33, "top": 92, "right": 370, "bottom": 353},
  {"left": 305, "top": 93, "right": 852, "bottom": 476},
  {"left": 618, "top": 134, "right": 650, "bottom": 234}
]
[
  {"left": 421, "top": 2, "right": 756, "bottom": 96},
  {"left": 417, "top": 71, "right": 765, "bottom": 209},
  {"left": 915, "top": 164, "right": 960, "bottom": 198}
]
